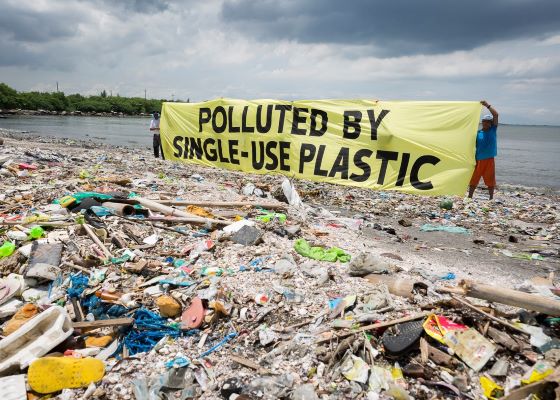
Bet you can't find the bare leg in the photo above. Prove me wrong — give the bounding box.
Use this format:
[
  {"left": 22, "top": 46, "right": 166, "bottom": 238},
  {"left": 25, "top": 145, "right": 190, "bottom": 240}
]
[
  {"left": 488, "top": 187, "right": 494, "bottom": 200},
  {"left": 468, "top": 186, "right": 476, "bottom": 198}
]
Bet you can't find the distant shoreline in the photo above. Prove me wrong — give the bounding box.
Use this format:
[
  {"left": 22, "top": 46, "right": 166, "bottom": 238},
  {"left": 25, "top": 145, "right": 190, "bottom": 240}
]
[
  {"left": 0, "top": 109, "right": 151, "bottom": 118},
  {"left": 1, "top": 111, "right": 558, "bottom": 128}
]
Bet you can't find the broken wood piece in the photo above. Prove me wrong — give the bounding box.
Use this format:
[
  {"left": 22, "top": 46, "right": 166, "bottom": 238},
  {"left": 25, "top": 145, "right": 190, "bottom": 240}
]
[
  {"left": 315, "top": 312, "right": 429, "bottom": 344},
  {"left": 73, "top": 317, "right": 133, "bottom": 329},
  {"left": 230, "top": 355, "right": 272, "bottom": 375},
  {"left": 157, "top": 200, "right": 287, "bottom": 210},
  {"left": 451, "top": 295, "right": 528, "bottom": 335},
  {"left": 458, "top": 280, "right": 560, "bottom": 317},
  {"left": 487, "top": 326, "right": 521, "bottom": 352},
  {"left": 83, "top": 223, "right": 113, "bottom": 259},
  {"left": 425, "top": 340, "right": 457, "bottom": 367}
]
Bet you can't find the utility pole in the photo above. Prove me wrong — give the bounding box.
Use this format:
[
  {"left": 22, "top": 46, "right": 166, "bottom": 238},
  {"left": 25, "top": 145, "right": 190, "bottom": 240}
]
[
  {"left": 144, "top": 89, "right": 147, "bottom": 100},
  {"left": 172, "top": 93, "right": 175, "bottom": 102},
  {"left": 56, "top": 81, "right": 59, "bottom": 92}
]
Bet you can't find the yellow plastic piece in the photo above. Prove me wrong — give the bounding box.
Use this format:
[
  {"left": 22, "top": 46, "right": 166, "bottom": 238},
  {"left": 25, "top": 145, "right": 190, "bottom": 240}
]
[
  {"left": 28, "top": 357, "right": 105, "bottom": 394},
  {"left": 480, "top": 376, "right": 504, "bottom": 399},
  {"left": 59, "top": 196, "right": 77, "bottom": 208},
  {"left": 521, "top": 361, "right": 554, "bottom": 385}
]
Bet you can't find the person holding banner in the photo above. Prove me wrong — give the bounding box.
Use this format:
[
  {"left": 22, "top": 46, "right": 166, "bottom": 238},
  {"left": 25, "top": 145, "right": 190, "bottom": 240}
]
[
  {"left": 150, "top": 111, "right": 165, "bottom": 159},
  {"left": 468, "top": 100, "right": 498, "bottom": 200}
]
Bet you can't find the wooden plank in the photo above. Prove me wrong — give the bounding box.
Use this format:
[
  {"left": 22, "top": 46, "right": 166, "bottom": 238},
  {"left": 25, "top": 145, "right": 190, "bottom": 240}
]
[
  {"left": 460, "top": 279, "right": 560, "bottom": 317},
  {"left": 73, "top": 317, "right": 134, "bottom": 329},
  {"left": 157, "top": 200, "right": 287, "bottom": 210}
]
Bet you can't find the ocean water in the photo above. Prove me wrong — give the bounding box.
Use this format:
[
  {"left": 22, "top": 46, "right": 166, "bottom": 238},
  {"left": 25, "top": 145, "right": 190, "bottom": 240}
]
[{"left": 1, "top": 115, "right": 559, "bottom": 189}]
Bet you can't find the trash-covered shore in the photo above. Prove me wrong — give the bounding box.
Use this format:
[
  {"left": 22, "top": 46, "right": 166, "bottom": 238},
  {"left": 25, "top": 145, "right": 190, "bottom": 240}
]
[{"left": 1, "top": 131, "right": 559, "bottom": 400}]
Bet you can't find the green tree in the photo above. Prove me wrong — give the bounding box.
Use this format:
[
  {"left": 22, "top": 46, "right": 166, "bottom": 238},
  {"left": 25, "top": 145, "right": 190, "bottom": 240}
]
[{"left": 0, "top": 83, "right": 19, "bottom": 108}]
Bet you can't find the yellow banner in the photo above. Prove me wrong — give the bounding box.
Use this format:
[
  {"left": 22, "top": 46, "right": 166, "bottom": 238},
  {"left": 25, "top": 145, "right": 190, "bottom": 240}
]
[{"left": 161, "top": 99, "right": 480, "bottom": 195}]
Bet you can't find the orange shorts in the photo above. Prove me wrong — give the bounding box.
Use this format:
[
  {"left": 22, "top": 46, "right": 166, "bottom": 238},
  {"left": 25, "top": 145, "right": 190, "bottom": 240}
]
[{"left": 469, "top": 158, "right": 496, "bottom": 188}]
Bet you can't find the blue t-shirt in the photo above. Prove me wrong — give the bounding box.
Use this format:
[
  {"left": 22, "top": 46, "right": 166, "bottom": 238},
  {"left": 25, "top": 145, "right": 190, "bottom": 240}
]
[{"left": 475, "top": 125, "right": 497, "bottom": 160}]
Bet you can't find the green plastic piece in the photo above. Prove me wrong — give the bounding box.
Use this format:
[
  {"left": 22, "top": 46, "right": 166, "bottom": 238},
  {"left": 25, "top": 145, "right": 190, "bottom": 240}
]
[
  {"left": 293, "top": 238, "right": 351, "bottom": 263},
  {"left": 439, "top": 199, "right": 453, "bottom": 210},
  {"left": 28, "top": 226, "right": 45, "bottom": 239},
  {"left": 0, "top": 242, "right": 16, "bottom": 258},
  {"left": 256, "top": 212, "right": 287, "bottom": 223}
]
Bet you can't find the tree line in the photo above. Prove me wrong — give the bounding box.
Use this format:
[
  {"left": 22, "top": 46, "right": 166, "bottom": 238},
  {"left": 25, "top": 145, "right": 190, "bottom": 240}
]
[{"left": 0, "top": 83, "right": 184, "bottom": 115}]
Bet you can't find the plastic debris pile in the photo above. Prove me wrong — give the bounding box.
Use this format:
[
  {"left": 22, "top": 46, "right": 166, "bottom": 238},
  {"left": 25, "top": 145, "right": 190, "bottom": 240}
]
[{"left": 0, "top": 132, "right": 559, "bottom": 399}]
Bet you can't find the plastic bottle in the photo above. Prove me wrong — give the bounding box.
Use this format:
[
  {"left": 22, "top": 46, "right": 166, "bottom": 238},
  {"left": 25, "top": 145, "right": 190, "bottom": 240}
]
[{"left": 0, "top": 242, "right": 16, "bottom": 258}]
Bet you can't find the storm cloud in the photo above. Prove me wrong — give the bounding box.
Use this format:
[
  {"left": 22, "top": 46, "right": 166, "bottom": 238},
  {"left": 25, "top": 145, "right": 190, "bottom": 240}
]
[
  {"left": 1, "top": 0, "right": 559, "bottom": 124},
  {"left": 221, "top": 0, "right": 560, "bottom": 56}
]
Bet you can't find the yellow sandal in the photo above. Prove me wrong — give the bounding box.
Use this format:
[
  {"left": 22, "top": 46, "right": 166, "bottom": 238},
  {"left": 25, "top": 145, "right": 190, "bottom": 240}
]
[{"left": 28, "top": 357, "right": 105, "bottom": 394}]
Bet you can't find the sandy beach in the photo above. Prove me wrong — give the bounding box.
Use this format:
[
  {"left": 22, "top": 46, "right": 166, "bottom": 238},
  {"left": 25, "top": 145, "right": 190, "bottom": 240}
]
[{"left": 1, "top": 129, "right": 559, "bottom": 399}]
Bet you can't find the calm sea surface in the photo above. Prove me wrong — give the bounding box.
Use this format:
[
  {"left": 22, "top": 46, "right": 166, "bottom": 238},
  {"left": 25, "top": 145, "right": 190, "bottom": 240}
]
[{"left": 1, "top": 115, "right": 559, "bottom": 189}]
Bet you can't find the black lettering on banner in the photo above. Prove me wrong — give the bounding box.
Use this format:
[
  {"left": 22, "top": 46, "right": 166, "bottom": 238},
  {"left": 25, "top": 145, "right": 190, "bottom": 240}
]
[
  {"left": 188, "top": 137, "right": 203, "bottom": 159},
  {"left": 256, "top": 105, "right": 273, "bottom": 133},
  {"left": 203, "top": 138, "right": 218, "bottom": 161},
  {"left": 396, "top": 152, "right": 410, "bottom": 186},
  {"left": 265, "top": 142, "right": 279, "bottom": 170},
  {"left": 278, "top": 141, "right": 290, "bottom": 171},
  {"left": 291, "top": 107, "right": 308, "bottom": 135},
  {"left": 410, "top": 155, "right": 440, "bottom": 190},
  {"left": 228, "top": 106, "right": 240, "bottom": 133},
  {"left": 251, "top": 141, "right": 265, "bottom": 170},
  {"left": 367, "top": 109, "right": 390, "bottom": 141},
  {"left": 376, "top": 150, "right": 398, "bottom": 185},
  {"left": 173, "top": 136, "right": 183, "bottom": 158},
  {"left": 242, "top": 106, "right": 255, "bottom": 133},
  {"left": 310, "top": 109, "right": 328, "bottom": 136},
  {"left": 217, "top": 139, "right": 230, "bottom": 163},
  {"left": 229, "top": 140, "right": 240, "bottom": 165},
  {"left": 275, "top": 104, "right": 292, "bottom": 133},
  {"left": 343, "top": 111, "right": 362, "bottom": 139},
  {"left": 199, "top": 108, "right": 211, "bottom": 132},
  {"left": 314, "top": 145, "right": 329, "bottom": 177},
  {"left": 328, "top": 147, "right": 349, "bottom": 179},
  {"left": 350, "top": 149, "right": 374, "bottom": 182},
  {"left": 212, "top": 106, "right": 227, "bottom": 133},
  {"left": 299, "top": 143, "right": 316, "bottom": 174}
]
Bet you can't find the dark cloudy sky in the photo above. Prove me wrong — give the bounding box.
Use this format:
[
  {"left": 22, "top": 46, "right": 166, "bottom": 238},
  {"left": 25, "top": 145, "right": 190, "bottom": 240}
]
[{"left": 1, "top": 0, "right": 560, "bottom": 124}]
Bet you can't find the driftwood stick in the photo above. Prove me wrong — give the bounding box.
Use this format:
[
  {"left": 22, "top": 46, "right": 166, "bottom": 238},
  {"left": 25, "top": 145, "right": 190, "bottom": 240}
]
[
  {"left": 157, "top": 200, "right": 287, "bottom": 210},
  {"left": 134, "top": 197, "right": 232, "bottom": 225},
  {"left": 145, "top": 217, "right": 231, "bottom": 226},
  {"left": 459, "top": 279, "right": 560, "bottom": 317},
  {"left": 83, "top": 223, "right": 113, "bottom": 259},
  {"left": 451, "top": 295, "right": 529, "bottom": 335},
  {"left": 316, "top": 312, "right": 429, "bottom": 344}
]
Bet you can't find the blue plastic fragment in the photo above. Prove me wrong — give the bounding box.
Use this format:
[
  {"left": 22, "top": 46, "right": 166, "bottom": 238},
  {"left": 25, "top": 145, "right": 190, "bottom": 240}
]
[
  {"left": 199, "top": 332, "right": 237, "bottom": 358},
  {"left": 440, "top": 272, "right": 456, "bottom": 280}
]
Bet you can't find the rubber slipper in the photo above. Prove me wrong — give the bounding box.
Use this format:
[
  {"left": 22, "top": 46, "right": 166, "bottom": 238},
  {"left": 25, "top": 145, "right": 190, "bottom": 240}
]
[
  {"left": 28, "top": 356, "right": 105, "bottom": 394},
  {"left": 181, "top": 297, "right": 205, "bottom": 330},
  {"left": 382, "top": 320, "right": 425, "bottom": 358}
]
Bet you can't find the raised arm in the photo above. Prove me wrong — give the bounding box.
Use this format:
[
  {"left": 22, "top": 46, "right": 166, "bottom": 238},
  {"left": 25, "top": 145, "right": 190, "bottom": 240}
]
[{"left": 481, "top": 100, "right": 498, "bottom": 126}]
